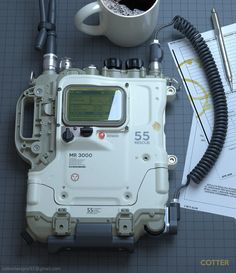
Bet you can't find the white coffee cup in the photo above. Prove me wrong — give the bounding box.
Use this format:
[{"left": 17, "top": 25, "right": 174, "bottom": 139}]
[{"left": 74, "top": 0, "right": 160, "bottom": 47}]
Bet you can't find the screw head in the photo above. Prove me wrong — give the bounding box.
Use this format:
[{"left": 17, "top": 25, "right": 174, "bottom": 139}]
[
  {"left": 31, "top": 142, "right": 41, "bottom": 154},
  {"left": 33, "top": 144, "right": 40, "bottom": 151},
  {"left": 35, "top": 88, "right": 43, "bottom": 96}
]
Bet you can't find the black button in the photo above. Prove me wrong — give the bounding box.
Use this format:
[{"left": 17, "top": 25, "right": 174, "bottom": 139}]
[
  {"left": 80, "top": 127, "right": 93, "bottom": 137},
  {"left": 62, "top": 128, "right": 74, "bottom": 143},
  {"left": 125, "top": 58, "right": 144, "bottom": 70},
  {"left": 104, "top": 58, "right": 122, "bottom": 69}
]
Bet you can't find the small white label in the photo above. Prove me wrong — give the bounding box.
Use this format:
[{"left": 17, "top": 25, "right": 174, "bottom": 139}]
[
  {"left": 68, "top": 153, "right": 93, "bottom": 168},
  {"left": 107, "top": 134, "right": 119, "bottom": 138},
  {"left": 87, "top": 207, "right": 102, "bottom": 215}
]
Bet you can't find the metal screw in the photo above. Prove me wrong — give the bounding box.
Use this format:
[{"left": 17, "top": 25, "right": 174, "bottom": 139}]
[
  {"left": 167, "top": 87, "right": 175, "bottom": 94},
  {"left": 35, "top": 88, "right": 43, "bottom": 95},
  {"left": 32, "top": 144, "right": 40, "bottom": 152},
  {"left": 143, "top": 154, "right": 150, "bottom": 161},
  {"left": 168, "top": 155, "right": 178, "bottom": 166}
]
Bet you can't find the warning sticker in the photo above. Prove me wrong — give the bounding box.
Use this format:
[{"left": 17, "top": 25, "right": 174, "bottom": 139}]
[{"left": 71, "top": 173, "right": 79, "bottom": 181}]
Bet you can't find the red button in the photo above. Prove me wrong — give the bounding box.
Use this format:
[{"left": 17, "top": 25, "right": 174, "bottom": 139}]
[{"left": 98, "top": 131, "right": 105, "bottom": 140}]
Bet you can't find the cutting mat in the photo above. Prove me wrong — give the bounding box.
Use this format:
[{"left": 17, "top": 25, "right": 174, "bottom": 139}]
[{"left": 0, "top": 0, "right": 235, "bottom": 272}]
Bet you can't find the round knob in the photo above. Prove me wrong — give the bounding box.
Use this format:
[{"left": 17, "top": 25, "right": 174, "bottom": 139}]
[
  {"left": 104, "top": 58, "right": 122, "bottom": 69},
  {"left": 125, "top": 58, "right": 144, "bottom": 70},
  {"left": 62, "top": 128, "right": 74, "bottom": 143}
]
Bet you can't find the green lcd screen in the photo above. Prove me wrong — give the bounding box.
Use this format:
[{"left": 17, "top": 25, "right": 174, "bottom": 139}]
[{"left": 65, "top": 86, "right": 125, "bottom": 126}]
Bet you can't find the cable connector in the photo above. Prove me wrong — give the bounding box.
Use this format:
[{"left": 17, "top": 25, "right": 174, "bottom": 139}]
[
  {"left": 165, "top": 199, "right": 180, "bottom": 234},
  {"left": 149, "top": 39, "right": 164, "bottom": 63},
  {"left": 149, "top": 39, "right": 164, "bottom": 76}
]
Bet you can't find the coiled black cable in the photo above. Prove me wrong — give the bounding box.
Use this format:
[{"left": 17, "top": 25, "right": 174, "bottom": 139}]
[
  {"left": 170, "top": 16, "right": 228, "bottom": 197},
  {"left": 155, "top": 16, "right": 228, "bottom": 198}
]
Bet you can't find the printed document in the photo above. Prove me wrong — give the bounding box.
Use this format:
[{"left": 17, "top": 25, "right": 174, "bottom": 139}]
[{"left": 168, "top": 24, "right": 236, "bottom": 217}]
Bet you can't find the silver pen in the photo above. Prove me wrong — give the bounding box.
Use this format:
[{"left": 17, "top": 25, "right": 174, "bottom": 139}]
[{"left": 211, "top": 8, "right": 234, "bottom": 90}]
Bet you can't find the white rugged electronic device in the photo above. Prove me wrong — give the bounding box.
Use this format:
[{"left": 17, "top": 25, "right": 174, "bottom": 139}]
[
  {"left": 15, "top": 1, "right": 228, "bottom": 252},
  {"left": 16, "top": 57, "right": 177, "bottom": 251}
]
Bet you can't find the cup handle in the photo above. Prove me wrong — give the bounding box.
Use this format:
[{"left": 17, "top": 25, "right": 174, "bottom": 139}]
[{"left": 74, "top": 2, "right": 104, "bottom": 36}]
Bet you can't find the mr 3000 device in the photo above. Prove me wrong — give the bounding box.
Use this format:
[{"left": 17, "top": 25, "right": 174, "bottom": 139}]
[{"left": 15, "top": 0, "right": 228, "bottom": 252}]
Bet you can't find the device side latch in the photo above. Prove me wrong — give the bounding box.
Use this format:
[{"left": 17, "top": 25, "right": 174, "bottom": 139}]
[
  {"left": 164, "top": 200, "right": 180, "bottom": 234},
  {"left": 116, "top": 210, "right": 134, "bottom": 237},
  {"left": 52, "top": 208, "right": 72, "bottom": 236}
]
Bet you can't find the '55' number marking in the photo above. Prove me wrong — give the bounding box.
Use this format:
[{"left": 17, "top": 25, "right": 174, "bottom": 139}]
[{"left": 135, "top": 131, "right": 150, "bottom": 141}]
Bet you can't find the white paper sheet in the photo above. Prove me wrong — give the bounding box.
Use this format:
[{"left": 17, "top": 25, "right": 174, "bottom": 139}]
[
  {"left": 181, "top": 117, "right": 236, "bottom": 218},
  {"left": 168, "top": 24, "right": 236, "bottom": 218}
]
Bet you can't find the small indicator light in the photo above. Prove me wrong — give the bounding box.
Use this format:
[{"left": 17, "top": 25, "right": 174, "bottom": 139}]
[{"left": 98, "top": 131, "right": 105, "bottom": 140}]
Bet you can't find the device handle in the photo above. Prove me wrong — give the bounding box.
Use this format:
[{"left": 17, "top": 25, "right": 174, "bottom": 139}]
[
  {"left": 74, "top": 2, "right": 105, "bottom": 36},
  {"left": 15, "top": 95, "right": 35, "bottom": 141}
]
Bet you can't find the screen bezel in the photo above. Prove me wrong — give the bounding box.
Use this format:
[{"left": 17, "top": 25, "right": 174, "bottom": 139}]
[{"left": 63, "top": 85, "right": 127, "bottom": 127}]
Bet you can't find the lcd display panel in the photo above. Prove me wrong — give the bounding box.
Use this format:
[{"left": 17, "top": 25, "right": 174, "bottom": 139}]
[{"left": 64, "top": 86, "right": 126, "bottom": 127}]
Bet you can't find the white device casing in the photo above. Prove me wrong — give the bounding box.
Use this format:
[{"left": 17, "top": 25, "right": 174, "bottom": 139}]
[{"left": 26, "top": 74, "right": 169, "bottom": 219}]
